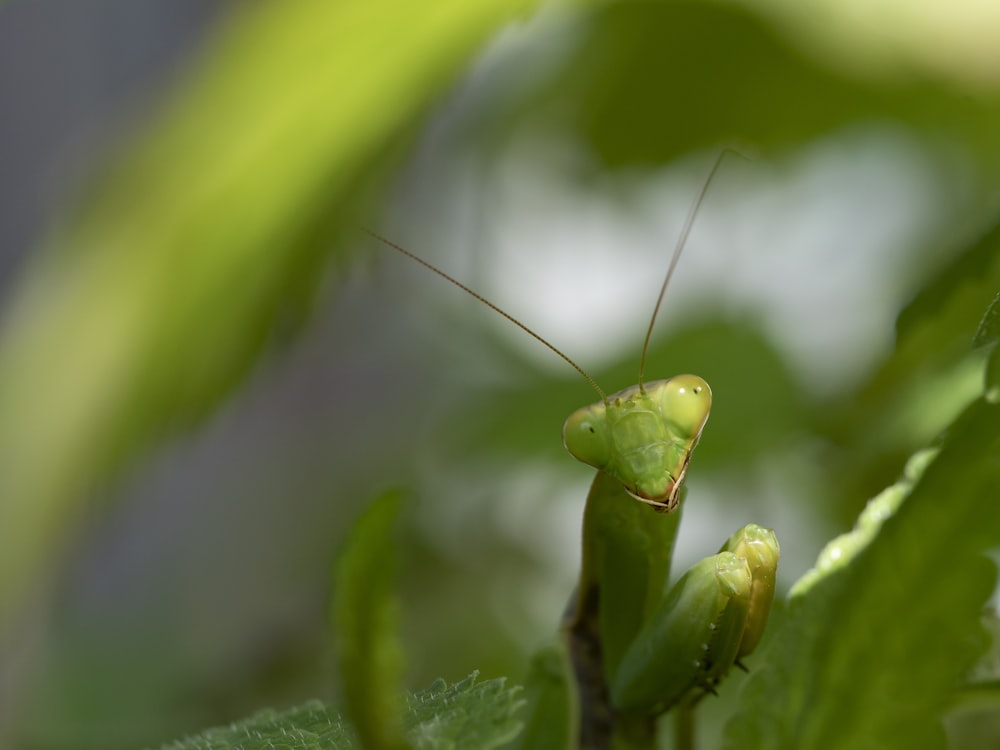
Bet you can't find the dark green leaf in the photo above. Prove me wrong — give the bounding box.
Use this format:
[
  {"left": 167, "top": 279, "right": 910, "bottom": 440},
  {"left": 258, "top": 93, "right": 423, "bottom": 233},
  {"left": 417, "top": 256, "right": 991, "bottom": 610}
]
[
  {"left": 541, "top": 2, "right": 1000, "bottom": 169},
  {"left": 723, "top": 398, "right": 1000, "bottom": 750},
  {"left": 897, "top": 217, "right": 1000, "bottom": 352},
  {"left": 974, "top": 291, "right": 1000, "bottom": 349},
  {"left": 988, "top": 342, "right": 1000, "bottom": 400}
]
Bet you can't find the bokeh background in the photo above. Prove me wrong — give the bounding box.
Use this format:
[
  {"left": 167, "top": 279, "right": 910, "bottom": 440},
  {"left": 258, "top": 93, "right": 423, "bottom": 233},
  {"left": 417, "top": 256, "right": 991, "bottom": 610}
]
[{"left": 2, "top": 1, "right": 999, "bottom": 748}]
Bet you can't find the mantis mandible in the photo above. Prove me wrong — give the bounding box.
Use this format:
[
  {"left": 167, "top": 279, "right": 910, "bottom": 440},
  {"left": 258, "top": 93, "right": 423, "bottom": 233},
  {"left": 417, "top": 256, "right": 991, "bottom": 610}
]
[{"left": 366, "top": 152, "right": 778, "bottom": 750}]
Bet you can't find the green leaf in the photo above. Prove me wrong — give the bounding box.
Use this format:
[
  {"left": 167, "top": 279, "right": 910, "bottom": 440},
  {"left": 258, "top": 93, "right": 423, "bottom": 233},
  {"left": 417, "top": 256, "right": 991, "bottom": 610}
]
[
  {"left": 896, "top": 217, "right": 1000, "bottom": 353},
  {"left": 152, "top": 702, "right": 354, "bottom": 750},
  {"left": 507, "top": 645, "right": 570, "bottom": 750},
  {"left": 331, "top": 490, "right": 409, "bottom": 750},
  {"left": 987, "top": 341, "right": 1000, "bottom": 401},
  {"left": 816, "top": 214, "right": 1000, "bottom": 526},
  {"left": 0, "top": 0, "right": 543, "bottom": 637},
  {"left": 976, "top": 290, "right": 1000, "bottom": 400},
  {"left": 541, "top": 2, "right": 1000, "bottom": 169},
  {"left": 403, "top": 674, "right": 524, "bottom": 750},
  {"left": 723, "top": 397, "right": 1000, "bottom": 750},
  {"left": 973, "top": 291, "right": 1000, "bottom": 349},
  {"left": 150, "top": 674, "right": 523, "bottom": 750}
]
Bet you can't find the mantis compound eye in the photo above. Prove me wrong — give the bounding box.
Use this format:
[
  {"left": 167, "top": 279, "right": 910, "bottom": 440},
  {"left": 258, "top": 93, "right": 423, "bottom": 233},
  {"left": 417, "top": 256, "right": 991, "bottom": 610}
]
[
  {"left": 659, "top": 374, "right": 712, "bottom": 439},
  {"left": 563, "top": 404, "right": 611, "bottom": 469}
]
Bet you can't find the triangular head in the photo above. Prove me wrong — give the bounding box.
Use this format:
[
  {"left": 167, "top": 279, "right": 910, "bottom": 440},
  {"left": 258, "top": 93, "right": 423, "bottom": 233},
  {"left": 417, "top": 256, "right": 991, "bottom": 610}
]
[{"left": 562, "top": 374, "right": 711, "bottom": 511}]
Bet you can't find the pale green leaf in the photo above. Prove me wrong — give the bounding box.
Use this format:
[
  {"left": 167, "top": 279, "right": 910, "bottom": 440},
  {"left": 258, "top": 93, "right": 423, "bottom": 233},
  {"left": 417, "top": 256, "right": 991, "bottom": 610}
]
[
  {"left": 0, "top": 0, "right": 542, "bottom": 635},
  {"left": 150, "top": 675, "right": 523, "bottom": 750}
]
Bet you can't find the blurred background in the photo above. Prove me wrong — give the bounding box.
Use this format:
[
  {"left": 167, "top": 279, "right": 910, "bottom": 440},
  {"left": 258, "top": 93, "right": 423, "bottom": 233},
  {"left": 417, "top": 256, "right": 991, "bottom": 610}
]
[{"left": 1, "top": 0, "right": 999, "bottom": 748}]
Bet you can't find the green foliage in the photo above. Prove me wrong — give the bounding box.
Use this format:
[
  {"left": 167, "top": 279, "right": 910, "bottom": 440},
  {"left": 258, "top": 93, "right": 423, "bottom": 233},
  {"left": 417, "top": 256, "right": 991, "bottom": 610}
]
[
  {"left": 508, "top": 647, "right": 570, "bottom": 750},
  {"left": 974, "top": 292, "right": 1000, "bottom": 349},
  {"left": 402, "top": 675, "right": 524, "bottom": 750},
  {"left": 5, "top": 0, "right": 1000, "bottom": 748},
  {"left": 0, "top": 0, "right": 541, "bottom": 638},
  {"left": 723, "top": 397, "right": 1000, "bottom": 750},
  {"left": 544, "top": 1, "right": 1000, "bottom": 170},
  {"left": 151, "top": 493, "right": 524, "bottom": 750},
  {"left": 152, "top": 701, "right": 355, "bottom": 750},
  {"left": 331, "top": 491, "right": 410, "bottom": 750},
  {"left": 150, "top": 675, "right": 523, "bottom": 750}
]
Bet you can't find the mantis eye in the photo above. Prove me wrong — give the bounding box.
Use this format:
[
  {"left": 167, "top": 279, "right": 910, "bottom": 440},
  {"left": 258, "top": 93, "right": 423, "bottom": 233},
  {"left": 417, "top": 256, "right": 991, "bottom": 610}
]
[
  {"left": 659, "top": 374, "right": 712, "bottom": 439},
  {"left": 562, "top": 405, "right": 611, "bottom": 469}
]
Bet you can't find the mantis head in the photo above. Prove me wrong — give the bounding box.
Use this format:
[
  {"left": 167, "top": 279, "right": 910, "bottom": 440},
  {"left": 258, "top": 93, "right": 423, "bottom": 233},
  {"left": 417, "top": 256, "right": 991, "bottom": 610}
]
[{"left": 562, "top": 374, "right": 711, "bottom": 510}]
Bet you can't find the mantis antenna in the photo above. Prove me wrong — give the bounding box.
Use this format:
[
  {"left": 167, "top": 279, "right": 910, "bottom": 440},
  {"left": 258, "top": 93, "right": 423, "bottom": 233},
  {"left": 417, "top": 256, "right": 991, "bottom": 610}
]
[
  {"left": 364, "top": 229, "right": 608, "bottom": 403},
  {"left": 637, "top": 151, "right": 731, "bottom": 393}
]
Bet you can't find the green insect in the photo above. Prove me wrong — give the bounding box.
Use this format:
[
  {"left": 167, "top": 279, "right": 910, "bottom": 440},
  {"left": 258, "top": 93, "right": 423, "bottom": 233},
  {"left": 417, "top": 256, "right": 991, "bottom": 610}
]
[
  {"left": 368, "top": 153, "right": 720, "bottom": 513},
  {"left": 368, "top": 151, "right": 777, "bottom": 749},
  {"left": 611, "top": 524, "right": 780, "bottom": 716},
  {"left": 719, "top": 523, "right": 780, "bottom": 660},
  {"left": 611, "top": 550, "right": 752, "bottom": 714},
  {"left": 563, "top": 375, "right": 711, "bottom": 511},
  {"left": 368, "top": 229, "right": 712, "bottom": 512}
]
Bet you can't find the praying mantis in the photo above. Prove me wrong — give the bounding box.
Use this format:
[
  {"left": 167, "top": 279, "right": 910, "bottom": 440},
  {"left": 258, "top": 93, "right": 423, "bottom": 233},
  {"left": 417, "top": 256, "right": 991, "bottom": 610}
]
[{"left": 367, "top": 153, "right": 780, "bottom": 750}]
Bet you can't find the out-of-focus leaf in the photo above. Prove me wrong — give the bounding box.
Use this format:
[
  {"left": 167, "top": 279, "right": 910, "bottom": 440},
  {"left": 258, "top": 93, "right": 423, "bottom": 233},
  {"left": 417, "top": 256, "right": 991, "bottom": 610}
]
[
  {"left": 331, "top": 490, "right": 409, "bottom": 750},
  {"left": 508, "top": 645, "right": 570, "bottom": 750},
  {"left": 975, "top": 289, "right": 1000, "bottom": 400},
  {"left": 742, "top": 0, "right": 1000, "bottom": 92},
  {"left": 818, "top": 213, "right": 1000, "bottom": 517},
  {"left": 541, "top": 2, "right": 1000, "bottom": 170},
  {"left": 149, "top": 674, "right": 523, "bottom": 750},
  {"left": 896, "top": 217, "right": 1000, "bottom": 352},
  {"left": 723, "top": 397, "right": 1000, "bottom": 750},
  {"left": 973, "top": 291, "right": 1000, "bottom": 349},
  {"left": 0, "top": 0, "right": 541, "bottom": 632},
  {"left": 987, "top": 341, "right": 1000, "bottom": 401}
]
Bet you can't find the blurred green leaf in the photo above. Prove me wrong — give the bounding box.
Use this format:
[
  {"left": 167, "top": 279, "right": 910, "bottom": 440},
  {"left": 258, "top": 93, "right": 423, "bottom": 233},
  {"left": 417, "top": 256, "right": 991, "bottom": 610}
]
[
  {"left": 0, "top": 0, "right": 542, "bottom": 634},
  {"left": 331, "top": 490, "right": 409, "bottom": 750},
  {"left": 817, "top": 213, "right": 1000, "bottom": 519},
  {"left": 508, "top": 646, "right": 570, "bottom": 750},
  {"left": 986, "top": 342, "right": 1000, "bottom": 400},
  {"left": 973, "top": 291, "right": 1000, "bottom": 349},
  {"left": 723, "top": 397, "right": 1000, "bottom": 750},
  {"left": 896, "top": 216, "right": 1000, "bottom": 353},
  {"left": 8, "top": 0, "right": 1000, "bottom": 747},
  {"left": 542, "top": 1, "right": 1000, "bottom": 170}
]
